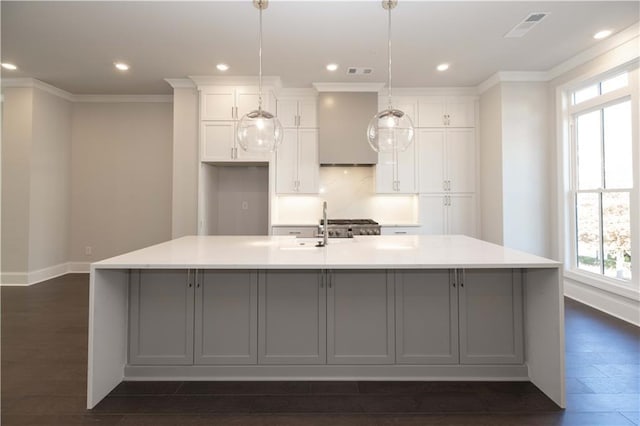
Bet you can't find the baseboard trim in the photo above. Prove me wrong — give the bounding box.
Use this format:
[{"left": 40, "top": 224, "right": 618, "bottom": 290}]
[
  {"left": 124, "top": 364, "right": 529, "bottom": 381},
  {"left": 564, "top": 277, "right": 640, "bottom": 327},
  {"left": 68, "top": 262, "right": 91, "bottom": 273},
  {"left": 1, "top": 262, "right": 90, "bottom": 286}
]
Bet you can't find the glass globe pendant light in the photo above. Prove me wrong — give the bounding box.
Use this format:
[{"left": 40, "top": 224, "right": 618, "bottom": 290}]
[
  {"left": 237, "top": 0, "right": 283, "bottom": 153},
  {"left": 367, "top": 0, "right": 414, "bottom": 153}
]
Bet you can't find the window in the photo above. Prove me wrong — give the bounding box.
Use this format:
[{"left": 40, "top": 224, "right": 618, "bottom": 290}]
[{"left": 569, "top": 69, "right": 637, "bottom": 284}]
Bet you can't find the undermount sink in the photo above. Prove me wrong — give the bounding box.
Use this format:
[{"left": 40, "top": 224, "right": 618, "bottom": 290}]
[{"left": 278, "top": 237, "right": 356, "bottom": 250}]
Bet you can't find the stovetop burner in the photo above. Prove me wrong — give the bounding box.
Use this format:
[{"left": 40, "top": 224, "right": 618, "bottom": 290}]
[
  {"left": 319, "top": 219, "right": 381, "bottom": 238},
  {"left": 321, "top": 219, "right": 379, "bottom": 225}
]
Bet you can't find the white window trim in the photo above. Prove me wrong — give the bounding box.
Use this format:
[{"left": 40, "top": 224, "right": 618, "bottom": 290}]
[{"left": 557, "top": 59, "right": 640, "bottom": 298}]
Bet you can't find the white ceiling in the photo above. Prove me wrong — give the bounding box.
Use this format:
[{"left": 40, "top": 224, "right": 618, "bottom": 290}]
[{"left": 2, "top": 1, "right": 639, "bottom": 95}]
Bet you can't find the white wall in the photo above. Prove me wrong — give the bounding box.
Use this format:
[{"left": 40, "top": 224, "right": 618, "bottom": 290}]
[
  {"left": 1, "top": 88, "right": 33, "bottom": 279},
  {"left": 70, "top": 102, "right": 173, "bottom": 262},
  {"left": 171, "top": 88, "right": 198, "bottom": 238},
  {"left": 501, "top": 82, "right": 550, "bottom": 257},
  {"left": 478, "top": 84, "right": 504, "bottom": 246},
  {"left": 29, "top": 89, "right": 72, "bottom": 271},
  {"left": 214, "top": 166, "right": 269, "bottom": 235}
]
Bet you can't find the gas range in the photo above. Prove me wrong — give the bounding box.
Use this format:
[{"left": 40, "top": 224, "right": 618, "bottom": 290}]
[{"left": 320, "top": 219, "right": 381, "bottom": 238}]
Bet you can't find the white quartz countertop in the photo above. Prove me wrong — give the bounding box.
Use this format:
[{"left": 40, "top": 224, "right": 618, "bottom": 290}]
[{"left": 92, "top": 235, "right": 561, "bottom": 270}]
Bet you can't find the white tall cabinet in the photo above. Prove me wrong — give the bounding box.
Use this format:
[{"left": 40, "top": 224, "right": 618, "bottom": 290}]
[
  {"left": 416, "top": 96, "right": 478, "bottom": 237},
  {"left": 275, "top": 97, "right": 319, "bottom": 194},
  {"left": 375, "top": 96, "right": 417, "bottom": 194}
]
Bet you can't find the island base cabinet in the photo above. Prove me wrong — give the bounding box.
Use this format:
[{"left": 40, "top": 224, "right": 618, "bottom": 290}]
[
  {"left": 327, "top": 270, "right": 395, "bottom": 364},
  {"left": 395, "top": 270, "right": 459, "bottom": 364},
  {"left": 129, "top": 270, "right": 194, "bottom": 365},
  {"left": 258, "top": 270, "right": 326, "bottom": 364},
  {"left": 195, "top": 271, "right": 258, "bottom": 364},
  {"left": 459, "top": 269, "right": 524, "bottom": 364}
]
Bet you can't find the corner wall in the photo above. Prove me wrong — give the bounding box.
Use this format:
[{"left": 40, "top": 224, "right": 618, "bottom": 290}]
[
  {"left": 478, "top": 84, "right": 504, "bottom": 246},
  {"left": 70, "top": 102, "right": 173, "bottom": 264},
  {"left": 1, "top": 88, "right": 33, "bottom": 282}
]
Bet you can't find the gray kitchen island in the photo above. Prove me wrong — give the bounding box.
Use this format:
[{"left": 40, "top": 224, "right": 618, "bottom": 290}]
[{"left": 87, "top": 235, "right": 564, "bottom": 409}]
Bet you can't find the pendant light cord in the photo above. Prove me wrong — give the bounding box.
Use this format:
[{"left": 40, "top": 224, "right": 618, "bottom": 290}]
[
  {"left": 387, "top": 2, "right": 392, "bottom": 111},
  {"left": 258, "top": 3, "right": 263, "bottom": 112}
]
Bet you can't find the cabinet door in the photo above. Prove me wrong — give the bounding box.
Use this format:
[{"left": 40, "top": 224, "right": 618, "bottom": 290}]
[
  {"left": 419, "top": 195, "right": 446, "bottom": 234},
  {"left": 375, "top": 151, "right": 397, "bottom": 193},
  {"left": 297, "top": 99, "right": 317, "bottom": 128},
  {"left": 194, "top": 270, "right": 257, "bottom": 365},
  {"left": 235, "top": 91, "right": 260, "bottom": 119},
  {"left": 296, "top": 129, "right": 319, "bottom": 193},
  {"left": 277, "top": 99, "right": 299, "bottom": 128},
  {"left": 446, "top": 97, "right": 475, "bottom": 128},
  {"left": 446, "top": 128, "right": 476, "bottom": 193},
  {"left": 201, "top": 121, "right": 235, "bottom": 161},
  {"left": 201, "top": 88, "right": 235, "bottom": 120},
  {"left": 418, "top": 96, "right": 447, "bottom": 127},
  {"left": 418, "top": 129, "right": 446, "bottom": 193},
  {"left": 393, "top": 96, "right": 418, "bottom": 126},
  {"left": 459, "top": 269, "right": 524, "bottom": 364},
  {"left": 448, "top": 194, "right": 477, "bottom": 237},
  {"left": 259, "top": 270, "right": 326, "bottom": 364},
  {"left": 327, "top": 270, "right": 394, "bottom": 364},
  {"left": 275, "top": 128, "right": 298, "bottom": 193},
  {"left": 396, "top": 143, "right": 416, "bottom": 193},
  {"left": 395, "top": 270, "right": 458, "bottom": 364},
  {"left": 129, "top": 270, "right": 194, "bottom": 365}
]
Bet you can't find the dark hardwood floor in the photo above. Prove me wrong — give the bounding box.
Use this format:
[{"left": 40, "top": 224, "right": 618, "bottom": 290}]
[{"left": 2, "top": 273, "right": 639, "bottom": 425}]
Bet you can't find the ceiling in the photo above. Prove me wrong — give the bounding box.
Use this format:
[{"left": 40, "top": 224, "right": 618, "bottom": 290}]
[{"left": 2, "top": 1, "right": 639, "bottom": 95}]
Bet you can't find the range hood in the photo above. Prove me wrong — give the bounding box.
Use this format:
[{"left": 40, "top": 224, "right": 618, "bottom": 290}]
[{"left": 318, "top": 92, "right": 378, "bottom": 165}]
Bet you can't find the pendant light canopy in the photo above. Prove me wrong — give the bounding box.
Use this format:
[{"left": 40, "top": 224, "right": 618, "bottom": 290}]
[
  {"left": 367, "top": 0, "right": 414, "bottom": 153},
  {"left": 237, "top": 0, "right": 283, "bottom": 153}
]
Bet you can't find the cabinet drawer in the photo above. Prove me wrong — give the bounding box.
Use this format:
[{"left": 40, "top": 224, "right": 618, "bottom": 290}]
[
  {"left": 271, "top": 226, "right": 318, "bottom": 237},
  {"left": 381, "top": 226, "right": 420, "bottom": 235}
]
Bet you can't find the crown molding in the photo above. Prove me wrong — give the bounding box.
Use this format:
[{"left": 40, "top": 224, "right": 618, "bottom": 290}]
[
  {"left": 1, "top": 78, "right": 172, "bottom": 102},
  {"left": 312, "top": 82, "right": 386, "bottom": 92},
  {"left": 383, "top": 87, "right": 478, "bottom": 97},
  {"left": 189, "top": 75, "right": 282, "bottom": 90},
  {"left": 276, "top": 88, "right": 318, "bottom": 98},
  {"left": 2, "top": 78, "right": 74, "bottom": 101},
  {"left": 476, "top": 23, "right": 640, "bottom": 94},
  {"left": 73, "top": 95, "right": 173, "bottom": 103},
  {"left": 547, "top": 21, "right": 639, "bottom": 81},
  {"left": 164, "top": 78, "right": 196, "bottom": 89}
]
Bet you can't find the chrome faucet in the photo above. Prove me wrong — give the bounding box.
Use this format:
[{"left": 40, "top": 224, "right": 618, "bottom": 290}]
[{"left": 322, "top": 201, "right": 328, "bottom": 246}]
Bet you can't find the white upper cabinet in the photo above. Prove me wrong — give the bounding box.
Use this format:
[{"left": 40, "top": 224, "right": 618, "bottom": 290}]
[
  {"left": 199, "top": 86, "right": 272, "bottom": 162},
  {"left": 277, "top": 98, "right": 317, "bottom": 128},
  {"left": 375, "top": 143, "right": 417, "bottom": 194},
  {"left": 418, "top": 96, "right": 476, "bottom": 128},
  {"left": 418, "top": 128, "right": 475, "bottom": 194},
  {"left": 200, "top": 87, "right": 264, "bottom": 121},
  {"left": 276, "top": 128, "right": 318, "bottom": 194}
]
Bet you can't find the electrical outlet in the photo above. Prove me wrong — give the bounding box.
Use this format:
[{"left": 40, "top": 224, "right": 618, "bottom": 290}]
[
  {"left": 85, "top": 246, "right": 92, "bottom": 256},
  {"left": 241, "top": 201, "right": 249, "bottom": 210}
]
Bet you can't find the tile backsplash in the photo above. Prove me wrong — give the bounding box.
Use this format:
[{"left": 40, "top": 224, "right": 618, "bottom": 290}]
[{"left": 273, "top": 166, "right": 418, "bottom": 225}]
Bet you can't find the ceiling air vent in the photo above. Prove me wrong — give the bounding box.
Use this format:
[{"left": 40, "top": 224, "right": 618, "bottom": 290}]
[
  {"left": 347, "top": 67, "right": 373, "bottom": 75},
  {"left": 504, "top": 12, "right": 549, "bottom": 38}
]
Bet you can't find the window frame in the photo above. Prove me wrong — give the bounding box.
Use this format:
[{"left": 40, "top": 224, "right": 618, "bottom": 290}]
[{"left": 560, "top": 63, "right": 639, "bottom": 295}]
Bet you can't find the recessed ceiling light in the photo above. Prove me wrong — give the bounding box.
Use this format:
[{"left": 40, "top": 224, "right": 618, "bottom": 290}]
[
  {"left": 437, "top": 63, "right": 450, "bottom": 72},
  {"left": 326, "top": 63, "right": 339, "bottom": 72},
  {"left": 1, "top": 63, "right": 18, "bottom": 71},
  {"left": 216, "top": 63, "right": 229, "bottom": 71},
  {"left": 114, "top": 62, "right": 130, "bottom": 71},
  {"left": 593, "top": 30, "right": 612, "bottom": 40}
]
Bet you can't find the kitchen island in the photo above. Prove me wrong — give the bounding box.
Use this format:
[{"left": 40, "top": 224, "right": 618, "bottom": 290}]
[{"left": 87, "top": 235, "right": 564, "bottom": 409}]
